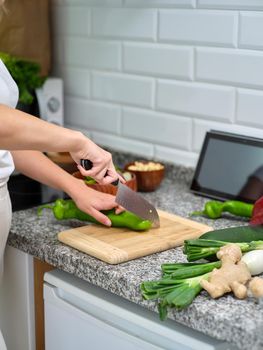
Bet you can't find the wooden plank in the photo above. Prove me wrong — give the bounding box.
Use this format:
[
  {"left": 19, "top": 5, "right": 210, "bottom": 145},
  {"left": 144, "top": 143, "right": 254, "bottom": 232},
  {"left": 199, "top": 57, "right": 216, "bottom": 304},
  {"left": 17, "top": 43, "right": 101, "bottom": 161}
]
[
  {"left": 34, "top": 258, "right": 54, "bottom": 350},
  {"left": 58, "top": 210, "right": 212, "bottom": 264}
]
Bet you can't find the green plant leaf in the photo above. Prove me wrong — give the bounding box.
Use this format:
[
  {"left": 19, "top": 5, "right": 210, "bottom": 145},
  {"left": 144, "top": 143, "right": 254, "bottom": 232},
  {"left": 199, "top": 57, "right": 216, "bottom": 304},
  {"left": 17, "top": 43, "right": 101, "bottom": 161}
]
[{"left": 0, "top": 52, "right": 46, "bottom": 105}]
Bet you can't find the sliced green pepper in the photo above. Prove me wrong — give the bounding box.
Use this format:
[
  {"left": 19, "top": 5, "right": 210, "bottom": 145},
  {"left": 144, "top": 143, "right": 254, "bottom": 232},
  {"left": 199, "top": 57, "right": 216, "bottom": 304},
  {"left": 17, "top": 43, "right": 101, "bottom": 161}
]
[
  {"left": 84, "top": 176, "right": 97, "bottom": 185},
  {"left": 38, "top": 199, "right": 152, "bottom": 231}
]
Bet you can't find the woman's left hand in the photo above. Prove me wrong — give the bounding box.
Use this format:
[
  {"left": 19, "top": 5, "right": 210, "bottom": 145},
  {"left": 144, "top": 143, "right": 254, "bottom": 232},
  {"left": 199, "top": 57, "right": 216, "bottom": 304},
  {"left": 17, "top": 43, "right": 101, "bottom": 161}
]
[{"left": 69, "top": 179, "right": 124, "bottom": 226}]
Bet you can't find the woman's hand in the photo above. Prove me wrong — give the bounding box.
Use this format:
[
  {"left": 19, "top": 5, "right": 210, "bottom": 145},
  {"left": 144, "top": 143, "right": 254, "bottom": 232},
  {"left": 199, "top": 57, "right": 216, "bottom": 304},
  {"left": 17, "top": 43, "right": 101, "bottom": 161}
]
[
  {"left": 69, "top": 136, "right": 123, "bottom": 186},
  {"left": 69, "top": 179, "right": 123, "bottom": 226}
]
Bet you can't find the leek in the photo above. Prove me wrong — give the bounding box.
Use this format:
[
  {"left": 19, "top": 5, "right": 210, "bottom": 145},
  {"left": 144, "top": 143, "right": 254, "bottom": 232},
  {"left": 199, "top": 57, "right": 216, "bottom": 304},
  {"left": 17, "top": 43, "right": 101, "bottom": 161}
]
[
  {"left": 184, "top": 239, "right": 263, "bottom": 262},
  {"left": 158, "top": 273, "right": 210, "bottom": 320}
]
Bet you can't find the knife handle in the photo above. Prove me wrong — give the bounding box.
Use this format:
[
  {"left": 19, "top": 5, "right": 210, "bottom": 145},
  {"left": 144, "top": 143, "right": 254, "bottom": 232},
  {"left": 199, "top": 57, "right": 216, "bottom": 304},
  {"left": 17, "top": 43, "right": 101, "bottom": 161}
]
[{"left": 80, "top": 159, "right": 119, "bottom": 186}]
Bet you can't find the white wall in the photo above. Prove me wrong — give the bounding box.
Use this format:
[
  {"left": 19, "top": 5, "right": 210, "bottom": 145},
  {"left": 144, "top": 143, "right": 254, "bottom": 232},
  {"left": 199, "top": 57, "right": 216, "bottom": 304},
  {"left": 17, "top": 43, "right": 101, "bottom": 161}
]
[{"left": 51, "top": 0, "right": 263, "bottom": 167}]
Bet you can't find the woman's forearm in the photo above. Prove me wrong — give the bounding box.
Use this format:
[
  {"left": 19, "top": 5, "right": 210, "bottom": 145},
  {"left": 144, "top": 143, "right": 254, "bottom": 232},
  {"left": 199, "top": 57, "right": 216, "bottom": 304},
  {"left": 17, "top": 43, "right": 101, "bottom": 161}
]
[
  {"left": 0, "top": 104, "right": 85, "bottom": 153},
  {"left": 1, "top": 104, "right": 121, "bottom": 186},
  {"left": 11, "top": 150, "right": 82, "bottom": 198}
]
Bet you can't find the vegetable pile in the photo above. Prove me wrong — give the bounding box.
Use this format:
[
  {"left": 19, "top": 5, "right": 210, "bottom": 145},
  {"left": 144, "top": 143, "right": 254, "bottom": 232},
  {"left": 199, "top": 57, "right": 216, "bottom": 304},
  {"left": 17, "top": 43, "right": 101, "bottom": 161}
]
[
  {"left": 84, "top": 170, "right": 133, "bottom": 185},
  {"left": 141, "top": 224, "right": 263, "bottom": 320}
]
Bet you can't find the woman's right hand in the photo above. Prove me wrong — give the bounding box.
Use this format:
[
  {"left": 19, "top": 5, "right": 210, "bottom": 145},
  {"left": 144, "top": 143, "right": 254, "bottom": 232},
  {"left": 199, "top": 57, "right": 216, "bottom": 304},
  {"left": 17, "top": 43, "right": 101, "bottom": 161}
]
[{"left": 70, "top": 134, "right": 124, "bottom": 186}]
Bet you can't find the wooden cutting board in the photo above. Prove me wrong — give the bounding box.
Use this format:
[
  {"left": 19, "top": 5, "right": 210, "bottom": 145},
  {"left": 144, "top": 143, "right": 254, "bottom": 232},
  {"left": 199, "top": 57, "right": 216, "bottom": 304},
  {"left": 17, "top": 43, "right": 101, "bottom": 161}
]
[{"left": 58, "top": 210, "right": 212, "bottom": 264}]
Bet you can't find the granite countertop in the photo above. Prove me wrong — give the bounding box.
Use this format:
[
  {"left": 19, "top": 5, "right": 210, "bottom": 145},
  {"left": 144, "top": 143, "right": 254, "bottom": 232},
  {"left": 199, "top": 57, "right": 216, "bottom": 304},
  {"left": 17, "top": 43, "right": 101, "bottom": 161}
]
[{"left": 8, "top": 162, "right": 263, "bottom": 350}]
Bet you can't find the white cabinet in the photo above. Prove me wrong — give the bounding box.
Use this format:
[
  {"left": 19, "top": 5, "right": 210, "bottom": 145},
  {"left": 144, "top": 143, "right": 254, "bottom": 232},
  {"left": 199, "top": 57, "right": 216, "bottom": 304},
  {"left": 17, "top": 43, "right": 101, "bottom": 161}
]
[
  {"left": 44, "top": 270, "right": 237, "bottom": 350},
  {"left": 0, "top": 246, "right": 35, "bottom": 350}
]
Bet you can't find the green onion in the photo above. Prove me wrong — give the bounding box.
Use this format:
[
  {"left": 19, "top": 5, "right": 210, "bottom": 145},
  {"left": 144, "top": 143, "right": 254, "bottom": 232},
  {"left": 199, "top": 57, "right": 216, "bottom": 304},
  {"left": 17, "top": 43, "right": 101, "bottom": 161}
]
[
  {"left": 184, "top": 239, "right": 263, "bottom": 261},
  {"left": 140, "top": 260, "right": 222, "bottom": 320}
]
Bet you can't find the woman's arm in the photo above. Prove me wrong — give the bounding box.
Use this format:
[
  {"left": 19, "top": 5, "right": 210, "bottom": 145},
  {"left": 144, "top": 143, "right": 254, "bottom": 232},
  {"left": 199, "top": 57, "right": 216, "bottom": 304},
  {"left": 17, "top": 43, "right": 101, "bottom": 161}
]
[
  {"left": 11, "top": 150, "right": 121, "bottom": 226},
  {"left": 0, "top": 104, "right": 121, "bottom": 185},
  {"left": 0, "top": 104, "right": 81, "bottom": 152}
]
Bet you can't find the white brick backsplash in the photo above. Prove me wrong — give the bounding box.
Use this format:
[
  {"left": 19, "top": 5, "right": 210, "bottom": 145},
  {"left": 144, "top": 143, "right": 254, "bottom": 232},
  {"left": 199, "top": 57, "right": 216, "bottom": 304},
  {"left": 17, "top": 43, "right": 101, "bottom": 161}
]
[
  {"left": 52, "top": 2, "right": 263, "bottom": 168},
  {"left": 159, "top": 10, "right": 237, "bottom": 47},
  {"left": 196, "top": 48, "right": 263, "bottom": 88},
  {"left": 64, "top": 38, "right": 121, "bottom": 70},
  {"left": 92, "top": 132, "right": 155, "bottom": 158},
  {"left": 65, "top": 97, "right": 121, "bottom": 133},
  {"left": 123, "top": 43, "right": 193, "bottom": 79},
  {"left": 92, "top": 73, "right": 154, "bottom": 108},
  {"left": 124, "top": 0, "right": 195, "bottom": 8},
  {"left": 57, "top": 67, "right": 90, "bottom": 98},
  {"left": 92, "top": 9, "right": 156, "bottom": 40},
  {"left": 122, "top": 108, "right": 192, "bottom": 149},
  {"left": 193, "top": 119, "right": 263, "bottom": 152},
  {"left": 197, "top": 0, "right": 263, "bottom": 10},
  {"left": 155, "top": 146, "right": 198, "bottom": 167},
  {"left": 157, "top": 80, "right": 235, "bottom": 121},
  {"left": 239, "top": 12, "right": 263, "bottom": 50},
  {"left": 237, "top": 89, "right": 263, "bottom": 128},
  {"left": 52, "top": 6, "right": 90, "bottom": 36}
]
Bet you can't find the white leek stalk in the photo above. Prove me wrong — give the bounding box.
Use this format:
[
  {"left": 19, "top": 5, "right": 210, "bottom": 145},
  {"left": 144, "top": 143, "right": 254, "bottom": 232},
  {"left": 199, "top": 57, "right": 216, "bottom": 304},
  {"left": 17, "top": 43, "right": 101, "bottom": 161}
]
[{"left": 241, "top": 250, "right": 263, "bottom": 276}]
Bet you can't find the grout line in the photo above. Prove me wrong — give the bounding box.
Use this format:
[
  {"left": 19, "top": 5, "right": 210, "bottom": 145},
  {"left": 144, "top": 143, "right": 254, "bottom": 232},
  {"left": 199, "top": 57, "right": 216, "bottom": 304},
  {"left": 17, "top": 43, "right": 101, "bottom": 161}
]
[
  {"left": 234, "top": 87, "right": 238, "bottom": 124},
  {"left": 235, "top": 10, "right": 240, "bottom": 49},
  {"left": 193, "top": 47, "right": 197, "bottom": 81},
  {"left": 119, "top": 106, "right": 123, "bottom": 136},
  {"left": 152, "top": 79, "right": 156, "bottom": 110},
  {"left": 120, "top": 41, "right": 124, "bottom": 72}
]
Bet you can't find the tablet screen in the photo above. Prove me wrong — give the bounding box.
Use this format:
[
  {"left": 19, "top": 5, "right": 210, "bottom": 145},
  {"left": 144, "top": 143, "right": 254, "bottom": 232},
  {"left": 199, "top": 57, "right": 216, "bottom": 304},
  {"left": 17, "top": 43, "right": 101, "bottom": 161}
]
[{"left": 190, "top": 131, "right": 263, "bottom": 203}]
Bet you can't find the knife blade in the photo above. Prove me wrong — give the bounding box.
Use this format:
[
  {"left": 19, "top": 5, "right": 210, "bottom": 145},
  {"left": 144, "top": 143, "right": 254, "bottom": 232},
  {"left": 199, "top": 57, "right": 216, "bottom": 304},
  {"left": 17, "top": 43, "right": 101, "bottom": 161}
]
[{"left": 80, "top": 159, "right": 160, "bottom": 227}]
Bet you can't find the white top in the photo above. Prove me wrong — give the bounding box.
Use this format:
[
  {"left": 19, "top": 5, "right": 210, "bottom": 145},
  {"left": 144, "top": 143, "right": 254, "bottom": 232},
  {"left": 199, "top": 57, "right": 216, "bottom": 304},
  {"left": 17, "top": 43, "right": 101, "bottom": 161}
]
[{"left": 0, "top": 60, "right": 19, "bottom": 186}]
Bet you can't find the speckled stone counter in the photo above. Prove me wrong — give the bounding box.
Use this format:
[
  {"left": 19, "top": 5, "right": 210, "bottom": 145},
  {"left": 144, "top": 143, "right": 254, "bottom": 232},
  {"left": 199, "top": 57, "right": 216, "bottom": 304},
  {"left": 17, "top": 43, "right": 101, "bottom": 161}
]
[{"left": 8, "top": 159, "right": 263, "bottom": 350}]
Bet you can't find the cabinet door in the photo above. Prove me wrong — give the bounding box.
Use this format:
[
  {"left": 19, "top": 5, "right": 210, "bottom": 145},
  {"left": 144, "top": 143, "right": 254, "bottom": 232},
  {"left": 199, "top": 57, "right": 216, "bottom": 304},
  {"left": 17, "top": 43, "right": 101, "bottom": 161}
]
[
  {"left": 0, "top": 246, "right": 35, "bottom": 350},
  {"left": 45, "top": 284, "right": 162, "bottom": 350}
]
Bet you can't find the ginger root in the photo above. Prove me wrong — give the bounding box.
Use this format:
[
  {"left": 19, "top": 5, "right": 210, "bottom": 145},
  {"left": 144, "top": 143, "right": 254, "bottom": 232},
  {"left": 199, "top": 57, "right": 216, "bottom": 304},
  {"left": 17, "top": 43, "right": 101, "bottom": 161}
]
[
  {"left": 201, "top": 244, "right": 251, "bottom": 299},
  {"left": 248, "top": 277, "right": 263, "bottom": 298}
]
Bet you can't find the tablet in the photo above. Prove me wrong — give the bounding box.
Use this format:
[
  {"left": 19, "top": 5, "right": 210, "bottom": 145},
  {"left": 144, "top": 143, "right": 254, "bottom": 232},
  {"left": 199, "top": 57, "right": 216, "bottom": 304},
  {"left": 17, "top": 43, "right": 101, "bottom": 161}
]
[{"left": 190, "top": 130, "right": 263, "bottom": 203}]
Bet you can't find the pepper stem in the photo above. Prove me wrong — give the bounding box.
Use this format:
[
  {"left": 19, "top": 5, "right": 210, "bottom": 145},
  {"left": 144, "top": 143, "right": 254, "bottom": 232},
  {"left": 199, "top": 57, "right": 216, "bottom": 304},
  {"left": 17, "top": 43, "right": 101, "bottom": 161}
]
[{"left": 190, "top": 211, "right": 204, "bottom": 217}]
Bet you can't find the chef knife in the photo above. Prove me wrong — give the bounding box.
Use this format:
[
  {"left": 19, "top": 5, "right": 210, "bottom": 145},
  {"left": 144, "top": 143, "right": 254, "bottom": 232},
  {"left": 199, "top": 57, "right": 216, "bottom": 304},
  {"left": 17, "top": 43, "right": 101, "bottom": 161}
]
[{"left": 80, "top": 159, "right": 160, "bottom": 227}]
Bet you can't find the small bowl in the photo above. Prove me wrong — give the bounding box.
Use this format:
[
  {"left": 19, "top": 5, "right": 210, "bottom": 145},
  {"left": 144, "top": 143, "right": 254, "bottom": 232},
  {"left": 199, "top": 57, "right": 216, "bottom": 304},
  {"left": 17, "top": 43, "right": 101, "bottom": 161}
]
[
  {"left": 72, "top": 170, "right": 137, "bottom": 195},
  {"left": 124, "top": 161, "right": 165, "bottom": 192}
]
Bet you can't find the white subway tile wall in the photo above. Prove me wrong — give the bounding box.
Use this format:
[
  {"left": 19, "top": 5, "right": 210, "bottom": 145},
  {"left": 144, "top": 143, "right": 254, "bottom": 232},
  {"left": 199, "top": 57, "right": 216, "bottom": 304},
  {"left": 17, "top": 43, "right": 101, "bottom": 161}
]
[
  {"left": 52, "top": 0, "right": 263, "bottom": 167},
  {"left": 159, "top": 10, "right": 238, "bottom": 47},
  {"left": 122, "top": 107, "right": 192, "bottom": 149}
]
